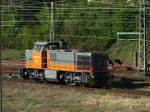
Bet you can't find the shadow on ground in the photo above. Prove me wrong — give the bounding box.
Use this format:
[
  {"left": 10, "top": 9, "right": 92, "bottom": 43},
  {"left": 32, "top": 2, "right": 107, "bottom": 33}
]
[{"left": 112, "top": 80, "right": 150, "bottom": 89}]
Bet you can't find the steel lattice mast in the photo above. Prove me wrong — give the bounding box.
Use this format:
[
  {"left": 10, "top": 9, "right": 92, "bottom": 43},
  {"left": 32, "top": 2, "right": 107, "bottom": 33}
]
[
  {"left": 145, "top": 0, "right": 150, "bottom": 75},
  {"left": 138, "top": 0, "right": 145, "bottom": 71},
  {"left": 49, "top": 2, "right": 55, "bottom": 43},
  {"left": 139, "top": 0, "right": 150, "bottom": 74}
]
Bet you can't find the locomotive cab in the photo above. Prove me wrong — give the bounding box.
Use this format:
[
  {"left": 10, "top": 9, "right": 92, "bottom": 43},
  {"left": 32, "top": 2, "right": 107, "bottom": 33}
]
[
  {"left": 26, "top": 41, "right": 66, "bottom": 69},
  {"left": 26, "top": 42, "right": 48, "bottom": 69}
]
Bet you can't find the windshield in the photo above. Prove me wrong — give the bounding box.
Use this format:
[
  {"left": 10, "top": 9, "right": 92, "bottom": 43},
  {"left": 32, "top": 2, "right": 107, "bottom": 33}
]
[{"left": 33, "top": 45, "right": 43, "bottom": 51}]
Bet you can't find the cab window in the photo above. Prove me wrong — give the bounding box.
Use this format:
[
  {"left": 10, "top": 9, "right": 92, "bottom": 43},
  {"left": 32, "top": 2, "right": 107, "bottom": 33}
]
[
  {"left": 33, "top": 45, "right": 43, "bottom": 52},
  {"left": 43, "top": 45, "right": 49, "bottom": 50}
]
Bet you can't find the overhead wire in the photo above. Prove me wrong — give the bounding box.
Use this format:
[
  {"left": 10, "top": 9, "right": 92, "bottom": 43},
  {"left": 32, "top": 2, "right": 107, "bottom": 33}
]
[
  {"left": 5, "top": 1, "right": 140, "bottom": 7},
  {"left": 1, "top": 7, "right": 141, "bottom": 10},
  {"left": 0, "top": 34, "right": 140, "bottom": 40},
  {"left": 1, "top": 1, "right": 144, "bottom": 39},
  {"left": 1, "top": 18, "right": 140, "bottom": 22},
  {"left": 0, "top": 25, "right": 139, "bottom": 29},
  {"left": 1, "top": 4, "right": 140, "bottom": 9},
  {"left": 1, "top": 0, "right": 149, "bottom": 58},
  {"left": 0, "top": 13, "right": 140, "bottom": 16}
]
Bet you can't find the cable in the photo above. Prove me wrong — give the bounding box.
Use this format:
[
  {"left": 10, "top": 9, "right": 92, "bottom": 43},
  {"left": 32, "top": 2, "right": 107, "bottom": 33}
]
[
  {"left": 0, "top": 13, "right": 140, "bottom": 17},
  {"left": 0, "top": 25, "right": 139, "bottom": 29},
  {"left": 1, "top": 9, "right": 140, "bottom": 14},
  {"left": 1, "top": 19, "right": 141, "bottom": 23},
  {"left": 1, "top": 7, "right": 141, "bottom": 10},
  {"left": 0, "top": 33, "right": 140, "bottom": 38},
  {"left": 1, "top": 5, "right": 141, "bottom": 8},
  {"left": 6, "top": 1, "right": 140, "bottom": 7}
]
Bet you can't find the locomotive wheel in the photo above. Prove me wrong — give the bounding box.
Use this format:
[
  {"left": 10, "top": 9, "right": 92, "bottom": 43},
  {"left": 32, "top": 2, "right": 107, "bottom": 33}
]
[
  {"left": 38, "top": 72, "right": 45, "bottom": 82},
  {"left": 22, "top": 71, "right": 29, "bottom": 79},
  {"left": 57, "top": 71, "right": 65, "bottom": 84},
  {"left": 87, "top": 77, "right": 96, "bottom": 87}
]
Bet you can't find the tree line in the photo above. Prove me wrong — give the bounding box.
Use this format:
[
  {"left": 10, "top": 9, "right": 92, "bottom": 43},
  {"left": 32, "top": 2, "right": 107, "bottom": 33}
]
[{"left": 1, "top": 0, "right": 142, "bottom": 52}]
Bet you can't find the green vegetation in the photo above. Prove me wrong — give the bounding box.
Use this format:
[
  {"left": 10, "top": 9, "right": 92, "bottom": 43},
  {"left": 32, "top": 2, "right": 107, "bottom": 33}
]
[
  {"left": 1, "top": 0, "right": 140, "bottom": 49},
  {"left": 1, "top": 49, "right": 24, "bottom": 60},
  {"left": 108, "top": 41, "right": 138, "bottom": 64},
  {"left": 1, "top": 0, "right": 149, "bottom": 62}
]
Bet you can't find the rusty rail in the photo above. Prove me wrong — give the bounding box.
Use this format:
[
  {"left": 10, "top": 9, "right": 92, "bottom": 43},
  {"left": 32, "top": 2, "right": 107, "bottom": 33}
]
[
  {"left": 1, "top": 60, "right": 25, "bottom": 73},
  {"left": 111, "top": 88, "right": 150, "bottom": 97}
]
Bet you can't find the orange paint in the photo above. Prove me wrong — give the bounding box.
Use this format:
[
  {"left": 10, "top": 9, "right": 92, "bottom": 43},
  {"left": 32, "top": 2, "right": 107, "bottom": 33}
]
[
  {"left": 26, "top": 51, "right": 94, "bottom": 72},
  {"left": 47, "top": 52, "right": 77, "bottom": 71},
  {"left": 26, "top": 51, "right": 43, "bottom": 68}
]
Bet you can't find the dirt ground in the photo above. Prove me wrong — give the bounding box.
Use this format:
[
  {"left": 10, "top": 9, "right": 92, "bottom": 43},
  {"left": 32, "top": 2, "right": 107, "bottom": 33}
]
[{"left": 2, "top": 81, "right": 150, "bottom": 112}]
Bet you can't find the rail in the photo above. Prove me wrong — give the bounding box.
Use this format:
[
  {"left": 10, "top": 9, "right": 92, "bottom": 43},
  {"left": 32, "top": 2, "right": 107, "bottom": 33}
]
[{"left": 1, "top": 60, "right": 25, "bottom": 73}]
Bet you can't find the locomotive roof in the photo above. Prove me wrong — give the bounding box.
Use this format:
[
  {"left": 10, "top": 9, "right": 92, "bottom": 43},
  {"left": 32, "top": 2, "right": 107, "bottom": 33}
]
[
  {"left": 34, "top": 42, "right": 48, "bottom": 46},
  {"left": 34, "top": 41, "right": 63, "bottom": 46},
  {"left": 48, "top": 50, "right": 108, "bottom": 54}
]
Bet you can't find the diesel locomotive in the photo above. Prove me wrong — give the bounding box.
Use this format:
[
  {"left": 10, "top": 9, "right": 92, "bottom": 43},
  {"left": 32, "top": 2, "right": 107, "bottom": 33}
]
[{"left": 21, "top": 40, "right": 114, "bottom": 87}]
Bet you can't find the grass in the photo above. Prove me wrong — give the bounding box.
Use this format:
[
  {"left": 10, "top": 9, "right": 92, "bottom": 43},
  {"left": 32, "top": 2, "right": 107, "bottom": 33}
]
[
  {"left": 2, "top": 81, "right": 150, "bottom": 112},
  {"left": 108, "top": 41, "right": 138, "bottom": 65},
  {"left": 1, "top": 49, "right": 24, "bottom": 60}
]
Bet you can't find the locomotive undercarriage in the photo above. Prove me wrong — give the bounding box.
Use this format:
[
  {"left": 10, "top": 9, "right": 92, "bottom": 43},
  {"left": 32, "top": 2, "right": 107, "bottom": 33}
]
[
  {"left": 21, "top": 68, "right": 87, "bottom": 84},
  {"left": 21, "top": 68, "right": 112, "bottom": 88},
  {"left": 21, "top": 68, "right": 45, "bottom": 81}
]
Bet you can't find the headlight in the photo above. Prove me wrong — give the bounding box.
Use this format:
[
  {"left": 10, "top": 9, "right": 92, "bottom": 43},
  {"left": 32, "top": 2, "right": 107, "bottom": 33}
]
[{"left": 90, "top": 75, "right": 94, "bottom": 79}]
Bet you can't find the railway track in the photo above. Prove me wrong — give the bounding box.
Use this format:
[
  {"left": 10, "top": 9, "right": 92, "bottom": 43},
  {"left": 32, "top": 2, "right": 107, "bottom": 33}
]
[
  {"left": 1, "top": 60, "right": 150, "bottom": 97},
  {"left": 114, "top": 76, "right": 150, "bottom": 82},
  {"left": 1, "top": 60, "right": 25, "bottom": 73},
  {"left": 2, "top": 77, "right": 150, "bottom": 98},
  {"left": 111, "top": 88, "right": 150, "bottom": 98},
  {"left": 1, "top": 60, "right": 25, "bottom": 64},
  {"left": 1, "top": 60, "right": 150, "bottom": 80}
]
